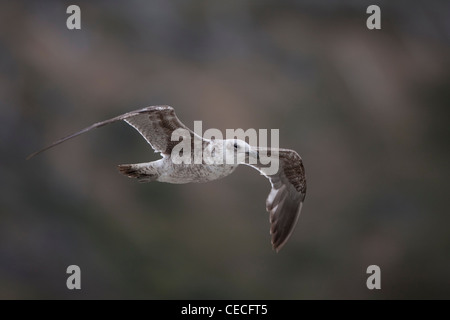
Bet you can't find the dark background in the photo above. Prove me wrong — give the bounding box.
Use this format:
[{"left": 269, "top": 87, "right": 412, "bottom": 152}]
[{"left": 1, "top": 0, "right": 449, "bottom": 299}]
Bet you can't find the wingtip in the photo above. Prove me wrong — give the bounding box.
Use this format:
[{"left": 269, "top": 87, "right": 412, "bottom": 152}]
[
  {"left": 272, "top": 241, "right": 284, "bottom": 253},
  {"left": 270, "top": 230, "right": 287, "bottom": 253},
  {"left": 26, "top": 151, "right": 38, "bottom": 161},
  {"left": 270, "top": 233, "right": 281, "bottom": 253},
  {"left": 26, "top": 147, "right": 49, "bottom": 160}
]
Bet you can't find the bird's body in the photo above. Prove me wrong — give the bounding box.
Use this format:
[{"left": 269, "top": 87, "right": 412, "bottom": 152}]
[
  {"left": 28, "top": 106, "right": 306, "bottom": 251},
  {"left": 119, "top": 159, "right": 238, "bottom": 184}
]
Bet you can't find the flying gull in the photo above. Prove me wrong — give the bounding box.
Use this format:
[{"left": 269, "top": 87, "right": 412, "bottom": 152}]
[{"left": 27, "top": 106, "right": 306, "bottom": 251}]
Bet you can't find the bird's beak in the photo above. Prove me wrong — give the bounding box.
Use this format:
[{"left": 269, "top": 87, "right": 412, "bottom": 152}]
[{"left": 245, "top": 148, "right": 260, "bottom": 161}]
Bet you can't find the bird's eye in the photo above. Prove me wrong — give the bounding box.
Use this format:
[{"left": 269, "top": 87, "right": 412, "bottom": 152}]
[{"left": 234, "top": 142, "right": 238, "bottom": 149}]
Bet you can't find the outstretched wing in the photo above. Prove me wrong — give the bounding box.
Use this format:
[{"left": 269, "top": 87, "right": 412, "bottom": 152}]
[
  {"left": 250, "top": 148, "right": 306, "bottom": 252},
  {"left": 27, "top": 105, "right": 200, "bottom": 159}
]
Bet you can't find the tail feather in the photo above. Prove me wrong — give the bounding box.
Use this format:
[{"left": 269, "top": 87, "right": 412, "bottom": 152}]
[{"left": 118, "top": 163, "right": 159, "bottom": 183}]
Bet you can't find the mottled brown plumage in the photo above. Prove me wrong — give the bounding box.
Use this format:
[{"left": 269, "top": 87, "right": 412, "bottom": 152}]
[{"left": 27, "top": 105, "right": 306, "bottom": 251}]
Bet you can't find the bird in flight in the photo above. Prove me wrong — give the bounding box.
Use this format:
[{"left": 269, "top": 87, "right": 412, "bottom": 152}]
[{"left": 28, "top": 106, "right": 306, "bottom": 251}]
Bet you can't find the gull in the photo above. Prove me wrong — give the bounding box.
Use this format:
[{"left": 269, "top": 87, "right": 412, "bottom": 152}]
[{"left": 28, "top": 106, "right": 306, "bottom": 251}]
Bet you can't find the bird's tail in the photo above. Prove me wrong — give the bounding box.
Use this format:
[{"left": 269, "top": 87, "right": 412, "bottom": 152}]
[{"left": 117, "top": 163, "right": 159, "bottom": 183}]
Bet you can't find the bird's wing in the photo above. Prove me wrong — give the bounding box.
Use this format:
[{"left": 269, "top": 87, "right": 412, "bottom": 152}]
[
  {"left": 249, "top": 148, "right": 306, "bottom": 252},
  {"left": 27, "top": 105, "right": 201, "bottom": 159}
]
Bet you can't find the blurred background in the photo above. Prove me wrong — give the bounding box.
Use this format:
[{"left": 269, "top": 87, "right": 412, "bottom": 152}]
[{"left": 1, "top": 0, "right": 449, "bottom": 299}]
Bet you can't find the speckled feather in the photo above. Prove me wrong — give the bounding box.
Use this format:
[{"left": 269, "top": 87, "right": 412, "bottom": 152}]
[{"left": 27, "top": 105, "right": 306, "bottom": 251}]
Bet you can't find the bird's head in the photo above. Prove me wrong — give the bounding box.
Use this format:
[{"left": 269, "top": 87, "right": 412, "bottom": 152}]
[{"left": 224, "top": 139, "right": 259, "bottom": 164}]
